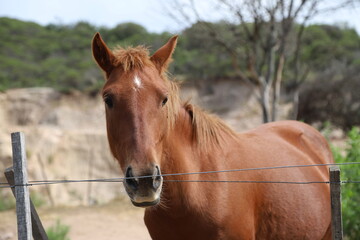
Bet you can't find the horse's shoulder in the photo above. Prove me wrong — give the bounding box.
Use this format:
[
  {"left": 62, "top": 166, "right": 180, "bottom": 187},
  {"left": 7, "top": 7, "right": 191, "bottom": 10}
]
[
  {"left": 240, "top": 120, "right": 311, "bottom": 138},
  {"left": 240, "top": 120, "right": 333, "bottom": 164},
  {"left": 263, "top": 120, "right": 328, "bottom": 144},
  {"left": 260, "top": 120, "right": 313, "bottom": 131},
  {"left": 239, "top": 120, "right": 329, "bottom": 152}
]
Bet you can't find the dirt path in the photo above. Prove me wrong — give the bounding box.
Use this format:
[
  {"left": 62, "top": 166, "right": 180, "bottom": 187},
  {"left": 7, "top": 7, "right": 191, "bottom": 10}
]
[{"left": 0, "top": 199, "right": 151, "bottom": 240}]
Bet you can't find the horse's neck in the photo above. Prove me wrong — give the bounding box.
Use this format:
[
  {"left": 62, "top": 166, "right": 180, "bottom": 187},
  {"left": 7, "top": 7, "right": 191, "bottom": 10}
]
[
  {"left": 162, "top": 107, "right": 205, "bottom": 175},
  {"left": 159, "top": 107, "right": 227, "bottom": 213}
]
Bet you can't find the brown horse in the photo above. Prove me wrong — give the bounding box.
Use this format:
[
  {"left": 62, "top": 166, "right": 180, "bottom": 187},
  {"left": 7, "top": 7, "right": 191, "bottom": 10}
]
[{"left": 92, "top": 33, "right": 333, "bottom": 240}]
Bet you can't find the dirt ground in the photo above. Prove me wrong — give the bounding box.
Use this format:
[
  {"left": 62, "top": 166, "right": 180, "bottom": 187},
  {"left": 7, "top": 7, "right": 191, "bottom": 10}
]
[{"left": 0, "top": 198, "right": 151, "bottom": 240}]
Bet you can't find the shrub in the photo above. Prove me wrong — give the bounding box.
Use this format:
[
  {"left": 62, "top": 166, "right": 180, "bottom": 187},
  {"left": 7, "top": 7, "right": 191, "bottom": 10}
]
[
  {"left": 0, "top": 194, "right": 15, "bottom": 211},
  {"left": 47, "top": 220, "right": 70, "bottom": 240},
  {"left": 331, "top": 127, "right": 360, "bottom": 239}
]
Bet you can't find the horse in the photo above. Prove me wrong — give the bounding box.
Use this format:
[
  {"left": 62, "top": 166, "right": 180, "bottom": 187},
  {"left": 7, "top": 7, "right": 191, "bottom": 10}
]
[{"left": 92, "top": 33, "right": 333, "bottom": 240}]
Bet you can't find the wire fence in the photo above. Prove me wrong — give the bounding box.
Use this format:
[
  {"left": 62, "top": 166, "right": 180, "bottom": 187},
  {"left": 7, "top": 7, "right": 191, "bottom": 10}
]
[{"left": 1, "top": 161, "right": 360, "bottom": 188}]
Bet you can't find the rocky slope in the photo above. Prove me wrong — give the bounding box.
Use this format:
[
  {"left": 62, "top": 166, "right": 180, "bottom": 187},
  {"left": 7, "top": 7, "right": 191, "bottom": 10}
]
[{"left": 0, "top": 80, "right": 291, "bottom": 206}]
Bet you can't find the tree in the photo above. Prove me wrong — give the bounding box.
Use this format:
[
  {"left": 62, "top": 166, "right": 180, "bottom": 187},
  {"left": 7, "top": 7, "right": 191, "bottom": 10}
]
[{"left": 164, "top": 0, "right": 358, "bottom": 122}]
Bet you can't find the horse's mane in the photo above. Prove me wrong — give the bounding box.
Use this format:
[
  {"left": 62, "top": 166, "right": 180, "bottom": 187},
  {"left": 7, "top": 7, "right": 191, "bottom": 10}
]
[
  {"left": 167, "top": 80, "right": 237, "bottom": 148},
  {"left": 111, "top": 46, "right": 237, "bottom": 147},
  {"left": 183, "top": 102, "right": 238, "bottom": 147}
]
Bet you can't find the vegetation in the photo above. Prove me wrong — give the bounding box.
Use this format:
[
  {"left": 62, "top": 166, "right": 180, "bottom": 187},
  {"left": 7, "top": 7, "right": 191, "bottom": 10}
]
[
  {"left": 0, "top": 17, "right": 359, "bottom": 126},
  {"left": 298, "top": 66, "right": 360, "bottom": 130},
  {"left": 0, "top": 17, "right": 172, "bottom": 93},
  {"left": 0, "top": 194, "right": 15, "bottom": 211},
  {"left": 47, "top": 219, "right": 71, "bottom": 240},
  {"left": 30, "top": 191, "right": 46, "bottom": 208},
  {"left": 0, "top": 191, "right": 45, "bottom": 211},
  {"left": 331, "top": 127, "right": 360, "bottom": 239},
  {"left": 1, "top": 17, "right": 359, "bottom": 90}
]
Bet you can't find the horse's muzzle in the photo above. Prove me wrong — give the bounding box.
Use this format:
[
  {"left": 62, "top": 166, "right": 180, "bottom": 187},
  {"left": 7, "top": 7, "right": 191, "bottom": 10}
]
[{"left": 124, "top": 165, "right": 163, "bottom": 207}]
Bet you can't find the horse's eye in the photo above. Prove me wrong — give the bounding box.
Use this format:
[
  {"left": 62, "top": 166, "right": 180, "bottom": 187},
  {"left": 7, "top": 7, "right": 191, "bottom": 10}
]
[
  {"left": 162, "top": 97, "right": 168, "bottom": 107},
  {"left": 104, "top": 95, "right": 113, "bottom": 108}
]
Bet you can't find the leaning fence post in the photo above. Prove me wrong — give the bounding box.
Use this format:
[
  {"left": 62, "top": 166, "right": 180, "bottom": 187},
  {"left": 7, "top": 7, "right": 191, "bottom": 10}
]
[
  {"left": 329, "top": 166, "right": 343, "bottom": 240},
  {"left": 11, "top": 132, "right": 32, "bottom": 240},
  {"left": 5, "top": 167, "right": 49, "bottom": 240}
]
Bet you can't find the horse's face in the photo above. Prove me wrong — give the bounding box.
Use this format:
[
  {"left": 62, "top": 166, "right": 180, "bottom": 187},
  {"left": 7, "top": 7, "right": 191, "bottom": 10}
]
[
  {"left": 102, "top": 67, "right": 168, "bottom": 207},
  {"left": 92, "top": 33, "right": 178, "bottom": 207}
]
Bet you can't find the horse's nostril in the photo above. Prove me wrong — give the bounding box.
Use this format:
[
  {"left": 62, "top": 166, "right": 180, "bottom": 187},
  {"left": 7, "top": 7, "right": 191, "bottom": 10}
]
[
  {"left": 155, "top": 165, "right": 161, "bottom": 180},
  {"left": 153, "top": 165, "right": 162, "bottom": 189},
  {"left": 125, "top": 167, "right": 138, "bottom": 191}
]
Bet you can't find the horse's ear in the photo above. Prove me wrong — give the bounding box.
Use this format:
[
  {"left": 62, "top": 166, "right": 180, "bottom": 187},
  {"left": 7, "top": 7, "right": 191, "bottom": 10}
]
[
  {"left": 92, "top": 32, "right": 115, "bottom": 75},
  {"left": 150, "top": 35, "right": 178, "bottom": 73}
]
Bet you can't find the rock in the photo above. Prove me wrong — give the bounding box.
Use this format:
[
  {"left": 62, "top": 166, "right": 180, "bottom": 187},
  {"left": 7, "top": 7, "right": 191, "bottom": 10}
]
[
  {"left": 0, "top": 83, "right": 290, "bottom": 206},
  {"left": 0, "top": 88, "right": 120, "bottom": 206},
  {"left": 5, "top": 88, "right": 60, "bottom": 126}
]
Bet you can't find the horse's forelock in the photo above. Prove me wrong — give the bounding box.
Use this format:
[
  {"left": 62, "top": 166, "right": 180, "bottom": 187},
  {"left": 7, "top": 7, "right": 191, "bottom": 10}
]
[{"left": 112, "top": 46, "right": 152, "bottom": 72}]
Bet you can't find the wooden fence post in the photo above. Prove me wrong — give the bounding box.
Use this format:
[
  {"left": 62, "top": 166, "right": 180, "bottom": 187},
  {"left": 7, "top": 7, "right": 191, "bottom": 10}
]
[
  {"left": 329, "top": 166, "right": 343, "bottom": 240},
  {"left": 11, "top": 132, "right": 32, "bottom": 240},
  {"left": 5, "top": 167, "right": 49, "bottom": 240}
]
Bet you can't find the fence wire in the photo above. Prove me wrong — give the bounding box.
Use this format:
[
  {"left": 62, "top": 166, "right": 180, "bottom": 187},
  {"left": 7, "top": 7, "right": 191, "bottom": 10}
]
[{"left": 1, "top": 161, "right": 360, "bottom": 188}]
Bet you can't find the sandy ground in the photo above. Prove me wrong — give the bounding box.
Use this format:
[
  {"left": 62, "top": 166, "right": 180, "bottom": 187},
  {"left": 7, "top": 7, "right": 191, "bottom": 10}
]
[{"left": 0, "top": 198, "right": 151, "bottom": 240}]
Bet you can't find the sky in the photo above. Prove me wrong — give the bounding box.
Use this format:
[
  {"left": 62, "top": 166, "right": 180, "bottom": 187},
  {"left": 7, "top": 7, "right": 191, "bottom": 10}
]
[{"left": 0, "top": 0, "right": 360, "bottom": 34}]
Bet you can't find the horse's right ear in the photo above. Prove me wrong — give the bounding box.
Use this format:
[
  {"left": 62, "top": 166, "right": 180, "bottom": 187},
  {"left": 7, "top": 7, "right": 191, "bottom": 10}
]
[
  {"left": 92, "top": 32, "right": 115, "bottom": 75},
  {"left": 150, "top": 35, "right": 178, "bottom": 73}
]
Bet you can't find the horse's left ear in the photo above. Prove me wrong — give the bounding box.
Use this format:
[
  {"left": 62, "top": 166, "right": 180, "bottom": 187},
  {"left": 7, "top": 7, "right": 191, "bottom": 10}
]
[
  {"left": 150, "top": 35, "right": 178, "bottom": 73},
  {"left": 92, "top": 32, "right": 115, "bottom": 76}
]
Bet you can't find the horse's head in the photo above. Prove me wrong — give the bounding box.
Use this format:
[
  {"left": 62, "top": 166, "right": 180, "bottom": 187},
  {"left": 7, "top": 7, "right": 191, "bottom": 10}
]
[{"left": 92, "top": 33, "right": 178, "bottom": 207}]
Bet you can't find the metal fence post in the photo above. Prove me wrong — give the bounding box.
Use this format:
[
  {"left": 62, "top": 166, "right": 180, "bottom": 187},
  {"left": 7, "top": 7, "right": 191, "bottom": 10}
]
[
  {"left": 329, "top": 166, "right": 343, "bottom": 240},
  {"left": 11, "top": 132, "right": 32, "bottom": 240}
]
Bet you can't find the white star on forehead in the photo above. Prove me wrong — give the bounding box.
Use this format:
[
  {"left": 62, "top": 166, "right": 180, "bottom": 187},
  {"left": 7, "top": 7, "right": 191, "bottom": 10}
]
[{"left": 134, "top": 75, "right": 142, "bottom": 88}]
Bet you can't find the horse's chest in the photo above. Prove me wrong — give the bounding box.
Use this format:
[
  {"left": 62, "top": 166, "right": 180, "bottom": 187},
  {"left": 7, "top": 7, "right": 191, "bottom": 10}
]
[{"left": 145, "top": 211, "right": 226, "bottom": 240}]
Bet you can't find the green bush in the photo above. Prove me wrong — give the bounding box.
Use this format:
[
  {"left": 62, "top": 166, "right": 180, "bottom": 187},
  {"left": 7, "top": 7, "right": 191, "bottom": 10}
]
[
  {"left": 0, "top": 194, "right": 15, "bottom": 211},
  {"left": 46, "top": 220, "right": 70, "bottom": 240},
  {"left": 1, "top": 17, "right": 359, "bottom": 97},
  {"left": 0, "top": 191, "right": 45, "bottom": 212},
  {"left": 331, "top": 127, "right": 360, "bottom": 239},
  {"left": 30, "top": 192, "right": 46, "bottom": 208}
]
